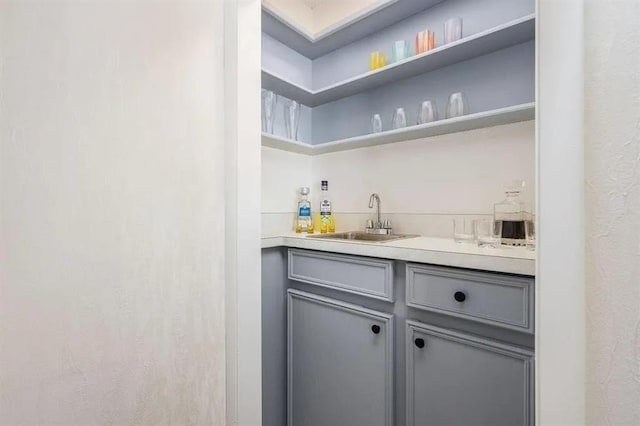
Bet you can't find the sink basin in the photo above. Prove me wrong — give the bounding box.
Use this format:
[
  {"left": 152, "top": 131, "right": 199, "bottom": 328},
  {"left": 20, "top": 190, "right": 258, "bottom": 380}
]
[{"left": 307, "top": 231, "right": 418, "bottom": 243}]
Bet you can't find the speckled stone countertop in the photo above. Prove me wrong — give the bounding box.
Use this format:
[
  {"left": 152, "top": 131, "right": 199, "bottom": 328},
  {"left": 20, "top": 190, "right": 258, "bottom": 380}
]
[{"left": 262, "top": 233, "right": 536, "bottom": 276}]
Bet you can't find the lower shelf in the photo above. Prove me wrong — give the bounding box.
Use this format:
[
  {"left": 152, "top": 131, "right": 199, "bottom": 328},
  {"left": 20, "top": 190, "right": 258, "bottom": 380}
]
[{"left": 262, "top": 102, "right": 534, "bottom": 156}]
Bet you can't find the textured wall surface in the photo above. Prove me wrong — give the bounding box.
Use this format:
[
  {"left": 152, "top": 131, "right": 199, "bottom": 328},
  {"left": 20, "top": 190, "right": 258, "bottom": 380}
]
[
  {"left": 0, "top": 2, "right": 226, "bottom": 424},
  {"left": 585, "top": 1, "right": 640, "bottom": 424}
]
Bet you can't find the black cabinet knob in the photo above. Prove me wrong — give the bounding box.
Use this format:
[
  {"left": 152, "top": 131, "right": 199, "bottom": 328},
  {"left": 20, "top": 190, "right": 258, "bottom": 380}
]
[
  {"left": 454, "top": 291, "right": 467, "bottom": 302},
  {"left": 414, "top": 338, "right": 425, "bottom": 349},
  {"left": 371, "top": 324, "right": 381, "bottom": 334}
]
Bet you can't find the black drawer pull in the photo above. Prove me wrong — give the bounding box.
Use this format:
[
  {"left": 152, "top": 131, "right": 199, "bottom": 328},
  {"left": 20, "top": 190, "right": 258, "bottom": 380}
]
[
  {"left": 414, "top": 338, "right": 425, "bottom": 349},
  {"left": 454, "top": 291, "right": 467, "bottom": 302},
  {"left": 371, "top": 324, "right": 381, "bottom": 334}
]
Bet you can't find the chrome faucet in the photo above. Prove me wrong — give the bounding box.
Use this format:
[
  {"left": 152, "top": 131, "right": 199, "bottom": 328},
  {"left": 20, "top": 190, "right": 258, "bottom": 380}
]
[
  {"left": 368, "top": 193, "right": 381, "bottom": 227},
  {"left": 367, "top": 193, "right": 392, "bottom": 234}
]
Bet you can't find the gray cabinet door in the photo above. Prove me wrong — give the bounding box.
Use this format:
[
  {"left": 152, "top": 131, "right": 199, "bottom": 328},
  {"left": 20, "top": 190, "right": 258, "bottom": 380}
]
[
  {"left": 406, "top": 320, "right": 534, "bottom": 426},
  {"left": 288, "top": 289, "right": 394, "bottom": 426}
]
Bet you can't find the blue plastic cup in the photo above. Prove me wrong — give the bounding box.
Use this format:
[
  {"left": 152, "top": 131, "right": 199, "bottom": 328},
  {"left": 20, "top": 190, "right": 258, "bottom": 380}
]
[{"left": 391, "top": 40, "right": 410, "bottom": 62}]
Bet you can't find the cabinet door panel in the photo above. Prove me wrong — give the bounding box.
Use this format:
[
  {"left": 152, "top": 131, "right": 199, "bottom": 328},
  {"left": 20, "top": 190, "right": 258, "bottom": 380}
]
[
  {"left": 406, "top": 320, "right": 533, "bottom": 426},
  {"left": 288, "top": 289, "right": 394, "bottom": 426}
]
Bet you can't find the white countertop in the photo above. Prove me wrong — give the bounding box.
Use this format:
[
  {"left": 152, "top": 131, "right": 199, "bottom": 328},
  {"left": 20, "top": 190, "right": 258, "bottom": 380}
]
[{"left": 262, "top": 233, "right": 536, "bottom": 276}]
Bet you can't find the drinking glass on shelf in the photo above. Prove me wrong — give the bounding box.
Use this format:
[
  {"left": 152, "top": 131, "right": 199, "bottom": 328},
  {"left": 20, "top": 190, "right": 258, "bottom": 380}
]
[
  {"left": 371, "top": 114, "right": 383, "bottom": 133},
  {"left": 261, "top": 89, "right": 277, "bottom": 134},
  {"left": 453, "top": 218, "right": 475, "bottom": 244},
  {"left": 369, "top": 51, "right": 387, "bottom": 70},
  {"left": 475, "top": 219, "right": 502, "bottom": 248},
  {"left": 284, "top": 99, "right": 301, "bottom": 140},
  {"left": 392, "top": 40, "right": 410, "bottom": 62},
  {"left": 392, "top": 107, "right": 407, "bottom": 129},
  {"left": 525, "top": 219, "right": 536, "bottom": 251},
  {"left": 444, "top": 17, "right": 463, "bottom": 44},
  {"left": 416, "top": 30, "right": 436, "bottom": 54},
  {"left": 418, "top": 100, "right": 438, "bottom": 124},
  {"left": 446, "top": 92, "right": 469, "bottom": 118}
]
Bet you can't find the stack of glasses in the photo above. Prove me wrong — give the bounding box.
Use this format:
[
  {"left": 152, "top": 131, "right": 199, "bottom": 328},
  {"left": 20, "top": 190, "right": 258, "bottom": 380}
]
[{"left": 261, "top": 89, "right": 301, "bottom": 141}]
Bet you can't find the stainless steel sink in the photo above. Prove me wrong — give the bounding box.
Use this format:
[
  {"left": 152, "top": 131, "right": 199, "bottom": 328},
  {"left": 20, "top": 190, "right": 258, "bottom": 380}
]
[{"left": 307, "top": 231, "right": 418, "bottom": 243}]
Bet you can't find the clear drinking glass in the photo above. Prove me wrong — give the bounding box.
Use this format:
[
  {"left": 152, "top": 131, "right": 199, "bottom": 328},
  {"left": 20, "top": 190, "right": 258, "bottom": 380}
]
[
  {"left": 392, "top": 40, "right": 410, "bottom": 62},
  {"left": 476, "top": 219, "right": 502, "bottom": 248},
  {"left": 446, "top": 92, "right": 469, "bottom": 118},
  {"left": 261, "top": 89, "right": 277, "bottom": 134},
  {"left": 453, "top": 218, "right": 475, "bottom": 243},
  {"left": 392, "top": 107, "right": 407, "bottom": 129},
  {"left": 444, "top": 17, "right": 463, "bottom": 44},
  {"left": 525, "top": 219, "right": 536, "bottom": 251},
  {"left": 371, "top": 114, "right": 383, "bottom": 133},
  {"left": 284, "top": 99, "right": 301, "bottom": 140},
  {"left": 418, "top": 100, "right": 438, "bottom": 124}
]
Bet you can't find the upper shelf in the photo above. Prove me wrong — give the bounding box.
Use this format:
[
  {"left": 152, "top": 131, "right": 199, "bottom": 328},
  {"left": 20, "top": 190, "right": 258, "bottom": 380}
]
[
  {"left": 262, "top": 0, "right": 445, "bottom": 59},
  {"left": 262, "top": 14, "right": 535, "bottom": 107},
  {"left": 262, "top": 102, "right": 535, "bottom": 155}
]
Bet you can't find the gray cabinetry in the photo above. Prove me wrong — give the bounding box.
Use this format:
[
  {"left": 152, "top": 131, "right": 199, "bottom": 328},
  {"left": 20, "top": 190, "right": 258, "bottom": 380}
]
[
  {"left": 406, "top": 320, "right": 534, "bottom": 426},
  {"left": 266, "top": 249, "right": 535, "bottom": 426},
  {"left": 288, "top": 289, "right": 394, "bottom": 426}
]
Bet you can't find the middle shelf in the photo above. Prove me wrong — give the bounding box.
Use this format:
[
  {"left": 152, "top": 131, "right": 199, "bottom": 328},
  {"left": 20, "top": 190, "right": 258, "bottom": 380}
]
[
  {"left": 262, "top": 102, "right": 535, "bottom": 155},
  {"left": 262, "top": 14, "right": 535, "bottom": 108}
]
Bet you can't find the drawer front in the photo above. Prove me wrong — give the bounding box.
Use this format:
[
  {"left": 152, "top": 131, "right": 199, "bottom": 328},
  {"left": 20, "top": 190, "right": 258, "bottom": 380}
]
[
  {"left": 288, "top": 249, "right": 394, "bottom": 301},
  {"left": 406, "top": 264, "right": 534, "bottom": 333}
]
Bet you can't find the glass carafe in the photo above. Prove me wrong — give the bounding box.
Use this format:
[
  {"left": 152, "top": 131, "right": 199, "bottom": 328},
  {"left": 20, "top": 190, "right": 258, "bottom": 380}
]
[{"left": 494, "top": 180, "right": 531, "bottom": 246}]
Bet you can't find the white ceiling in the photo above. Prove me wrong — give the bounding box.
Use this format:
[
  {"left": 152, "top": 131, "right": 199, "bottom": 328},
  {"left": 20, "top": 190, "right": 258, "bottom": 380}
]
[
  {"left": 265, "top": 0, "right": 393, "bottom": 37},
  {"left": 300, "top": 0, "right": 327, "bottom": 10}
]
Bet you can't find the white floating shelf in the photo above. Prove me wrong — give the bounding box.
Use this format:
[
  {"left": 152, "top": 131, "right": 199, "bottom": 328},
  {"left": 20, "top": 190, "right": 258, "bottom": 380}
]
[
  {"left": 261, "top": 133, "right": 315, "bottom": 155},
  {"left": 262, "top": 14, "right": 535, "bottom": 107},
  {"left": 262, "top": 103, "right": 535, "bottom": 155}
]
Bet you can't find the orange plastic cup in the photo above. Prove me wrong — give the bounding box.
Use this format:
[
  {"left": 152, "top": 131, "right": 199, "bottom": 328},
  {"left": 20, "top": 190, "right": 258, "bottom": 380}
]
[{"left": 416, "top": 30, "right": 436, "bottom": 54}]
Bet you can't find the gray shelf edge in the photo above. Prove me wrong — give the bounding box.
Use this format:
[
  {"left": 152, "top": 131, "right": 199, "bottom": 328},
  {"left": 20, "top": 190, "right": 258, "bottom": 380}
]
[
  {"left": 262, "top": 14, "right": 536, "bottom": 107},
  {"left": 261, "top": 103, "right": 535, "bottom": 156}
]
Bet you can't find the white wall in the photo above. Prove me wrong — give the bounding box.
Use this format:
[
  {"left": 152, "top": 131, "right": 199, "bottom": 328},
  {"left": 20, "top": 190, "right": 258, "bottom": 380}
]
[
  {"left": 262, "top": 121, "right": 535, "bottom": 236},
  {"left": 585, "top": 1, "right": 640, "bottom": 424},
  {"left": 262, "top": 147, "right": 313, "bottom": 235},
  {"left": 224, "top": 0, "right": 262, "bottom": 423},
  {"left": 0, "top": 2, "right": 226, "bottom": 424}
]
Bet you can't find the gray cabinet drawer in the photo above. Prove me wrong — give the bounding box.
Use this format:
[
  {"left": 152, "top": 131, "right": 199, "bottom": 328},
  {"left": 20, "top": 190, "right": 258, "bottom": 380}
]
[
  {"left": 288, "top": 249, "right": 394, "bottom": 301},
  {"left": 406, "top": 320, "right": 534, "bottom": 426},
  {"left": 406, "top": 264, "right": 534, "bottom": 333}
]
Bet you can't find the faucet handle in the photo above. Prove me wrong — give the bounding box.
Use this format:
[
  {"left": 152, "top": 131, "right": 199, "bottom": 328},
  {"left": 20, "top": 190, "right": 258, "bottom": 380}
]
[
  {"left": 366, "top": 219, "right": 374, "bottom": 229},
  {"left": 383, "top": 219, "right": 392, "bottom": 229}
]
